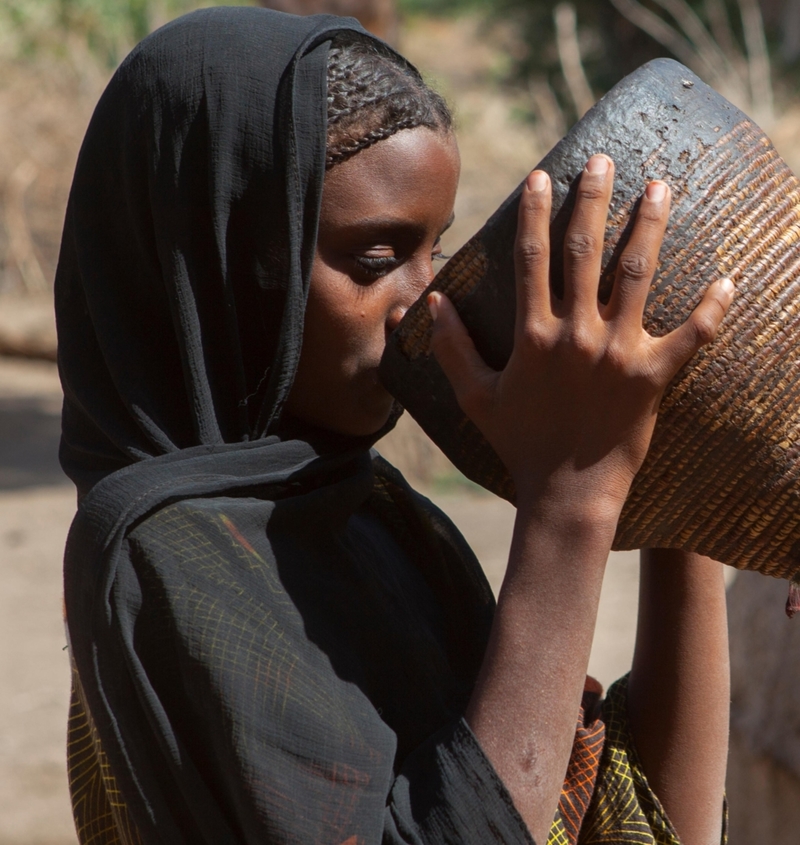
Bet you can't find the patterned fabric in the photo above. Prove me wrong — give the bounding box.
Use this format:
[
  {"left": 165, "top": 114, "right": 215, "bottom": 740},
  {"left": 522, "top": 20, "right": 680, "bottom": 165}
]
[
  {"left": 576, "top": 676, "right": 728, "bottom": 845},
  {"left": 67, "top": 667, "right": 143, "bottom": 845},
  {"left": 68, "top": 645, "right": 724, "bottom": 845},
  {"left": 64, "top": 458, "right": 728, "bottom": 844},
  {"left": 548, "top": 678, "right": 606, "bottom": 845}
]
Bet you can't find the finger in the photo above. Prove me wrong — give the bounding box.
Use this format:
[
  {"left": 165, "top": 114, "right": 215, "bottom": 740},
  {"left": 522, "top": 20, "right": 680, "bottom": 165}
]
[
  {"left": 428, "top": 292, "right": 495, "bottom": 424},
  {"left": 650, "top": 278, "right": 735, "bottom": 380},
  {"left": 562, "top": 154, "right": 614, "bottom": 317},
  {"left": 514, "top": 170, "right": 552, "bottom": 340},
  {"left": 606, "top": 180, "right": 670, "bottom": 325}
]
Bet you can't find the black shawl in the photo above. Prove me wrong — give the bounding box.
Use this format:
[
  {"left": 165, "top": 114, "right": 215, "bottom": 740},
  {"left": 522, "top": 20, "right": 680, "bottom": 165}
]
[{"left": 56, "top": 8, "right": 532, "bottom": 843}]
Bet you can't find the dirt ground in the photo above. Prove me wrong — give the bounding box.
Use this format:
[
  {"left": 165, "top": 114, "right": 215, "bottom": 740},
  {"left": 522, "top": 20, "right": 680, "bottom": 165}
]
[{"left": 0, "top": 357, "right": 74, "bottom": 844}]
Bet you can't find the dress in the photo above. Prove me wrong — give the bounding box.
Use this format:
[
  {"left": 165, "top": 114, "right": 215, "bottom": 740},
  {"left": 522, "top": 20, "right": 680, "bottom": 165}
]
[
  {"left": 55, "top": 8, "right": 722, "bottom": 843},
  {"left": 63, "top": 444, "right": 706, "bottom": 844}
]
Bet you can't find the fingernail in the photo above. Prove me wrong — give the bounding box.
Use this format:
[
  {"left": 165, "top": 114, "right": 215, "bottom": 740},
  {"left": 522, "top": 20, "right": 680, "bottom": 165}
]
[
  {"left": 719, "top": 277, "right": 735, "bottom": 296},
  {"left": 527, "top": 170, "right": 548, "bottom": 192},
  {"left": 585, "top": 154, "right": 610, "bottom": 175},
  {"left": 646, "top": 181, "right": 667, "bottom": 202},
  {"left": 427, "top": 292, "right": 439, "bottom": 321}
]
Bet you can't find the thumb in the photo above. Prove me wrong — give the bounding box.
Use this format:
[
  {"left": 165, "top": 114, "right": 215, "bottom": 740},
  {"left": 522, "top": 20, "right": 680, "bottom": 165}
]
[
  {"left": 651, "top": 277, "right": 735, "bottom": 381},
  {"left": 428, "top": 292, "right": 495, "bottom": 422}
]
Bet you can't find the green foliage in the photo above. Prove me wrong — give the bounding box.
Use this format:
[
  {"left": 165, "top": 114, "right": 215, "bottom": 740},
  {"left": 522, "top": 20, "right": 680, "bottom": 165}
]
[
  {"left": 398, "top": 0, "right": 495, "bottom": 16},
  {"left": 0, "top": 0, "right": 254, "bottom": 66}
]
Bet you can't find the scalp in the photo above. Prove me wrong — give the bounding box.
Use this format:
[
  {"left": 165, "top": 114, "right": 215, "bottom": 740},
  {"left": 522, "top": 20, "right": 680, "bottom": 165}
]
[{"left": 325, "top": 34, "right": 453, "bottom": 169}]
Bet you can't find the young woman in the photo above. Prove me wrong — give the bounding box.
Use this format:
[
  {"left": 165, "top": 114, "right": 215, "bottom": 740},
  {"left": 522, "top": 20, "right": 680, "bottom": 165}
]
[{"left": 58, "top": 7, "right": 732, "bottom": 844}]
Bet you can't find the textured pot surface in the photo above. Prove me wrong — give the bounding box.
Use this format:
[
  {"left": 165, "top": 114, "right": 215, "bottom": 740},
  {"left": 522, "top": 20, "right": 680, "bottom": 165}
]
[{"left": 380, "top": 58, "right": 800, "bottom": 580}]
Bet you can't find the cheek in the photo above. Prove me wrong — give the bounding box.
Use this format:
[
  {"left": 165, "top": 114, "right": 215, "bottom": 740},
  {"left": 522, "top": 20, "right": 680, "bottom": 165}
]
[{"left": 303, "top": 277, "right": 376, "bottom": 368}]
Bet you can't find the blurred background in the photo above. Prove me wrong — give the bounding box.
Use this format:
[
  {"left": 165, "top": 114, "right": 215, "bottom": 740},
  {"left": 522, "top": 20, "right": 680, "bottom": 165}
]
[{"left": 1, "top": 0, "right": 799, "bottom": 842}]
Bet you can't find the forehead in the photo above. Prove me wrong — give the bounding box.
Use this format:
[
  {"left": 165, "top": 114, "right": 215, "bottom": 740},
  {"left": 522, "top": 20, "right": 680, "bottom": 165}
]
[{"left": 319, "top": 128, "right": 460, "bottom": 226}]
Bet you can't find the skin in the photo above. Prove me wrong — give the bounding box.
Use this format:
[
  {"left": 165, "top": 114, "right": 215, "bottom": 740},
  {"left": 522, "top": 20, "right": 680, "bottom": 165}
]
[
  {"left": 629, "top": 549, "right": 730, "bottom": 845},
  {"left": 286, "top": 129, "right": 731, "bottom": 845},
  {"left": 284, "top": 128, "right": 459, "bottom": 436}
]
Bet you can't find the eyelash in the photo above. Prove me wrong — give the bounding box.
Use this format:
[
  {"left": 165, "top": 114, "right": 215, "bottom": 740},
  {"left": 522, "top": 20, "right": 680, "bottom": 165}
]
[{"left": 353, "top": 255, "right": 399, "bottom": 276}]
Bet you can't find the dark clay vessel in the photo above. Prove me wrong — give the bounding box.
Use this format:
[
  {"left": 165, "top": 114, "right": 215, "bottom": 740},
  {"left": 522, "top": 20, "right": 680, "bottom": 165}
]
[{"left": 380, "top": 58, "right": 800, "bottom": 581}]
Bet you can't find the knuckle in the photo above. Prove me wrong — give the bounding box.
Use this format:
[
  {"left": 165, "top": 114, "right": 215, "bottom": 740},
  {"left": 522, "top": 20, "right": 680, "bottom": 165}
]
[
  {"left": 518, "top": 322, "right": 549, "bottom": 353},
  {"left": 692, "top": 313, "right": 719, "bottom": 346},
  {"left": 429, "top": 328, "right": 445, "bottom": 359},
  {"left": 604, "top": 338, "right": 628, "bottom": 370},
  {"left": 430, "top": 324, "right": 457, "bottom": 366},
  {"left": 578, "top": 182, "right": 606, "bottom": 202},
  {"left": 563, "top": 324, "right": 598, "bottom": 358},
  {"left": 637, "top": 205, "right": 663, "bottom": 225},
  {"left": 516, "top": 237, "right": 548, "bottom": 270},
  {"left": 564, "top": 232, "right": 599, "bottom": 262},
  {"left": 522, "top": 189, "right": 549, "bottom": 213},
  {"left": 617, "top": 251, "right": 652, "bottom": 282}
]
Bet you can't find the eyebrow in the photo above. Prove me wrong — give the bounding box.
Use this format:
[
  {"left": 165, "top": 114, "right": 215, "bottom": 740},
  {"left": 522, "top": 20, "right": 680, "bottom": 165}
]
[{"left": 334, "top": 212, "right": 456, "bottom": 238}]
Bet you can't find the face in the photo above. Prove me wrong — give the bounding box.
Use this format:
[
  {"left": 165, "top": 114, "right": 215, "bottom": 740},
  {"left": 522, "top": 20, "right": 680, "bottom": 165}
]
[{"left": 284, "top": 127, "right": 460, "bottom": 436}]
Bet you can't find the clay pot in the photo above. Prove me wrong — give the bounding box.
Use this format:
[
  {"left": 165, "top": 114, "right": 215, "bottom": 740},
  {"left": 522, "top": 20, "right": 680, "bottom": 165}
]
[{"left": 380, "top": 58, "right": 800, "bottom": 581}]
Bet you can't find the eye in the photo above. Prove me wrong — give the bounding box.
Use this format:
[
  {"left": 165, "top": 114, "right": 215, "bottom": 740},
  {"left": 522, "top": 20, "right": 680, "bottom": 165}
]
[
  {"left": 348, "top": 234, "right": 451, "bottom": 282},
  {"left": 352, "top": 254, "right": 400, "bottom": 279},
  {"left": 432, "top": 237, "right": 451, "bottom": 263}
]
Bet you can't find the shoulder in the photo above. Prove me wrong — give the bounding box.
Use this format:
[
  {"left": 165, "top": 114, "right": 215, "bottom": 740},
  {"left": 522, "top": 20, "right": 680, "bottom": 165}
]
[
  {"left": 371, "top": 452, "right": 473, "bottom": 548},
  {"left": 129, "top": 496, "right": 275, "bottom": 563},
  {"left": 129, "top": 496, "right": 277, "bottom": 571},
  {"left": 126, "top": 497, "right": 295, "bottom": 623}
]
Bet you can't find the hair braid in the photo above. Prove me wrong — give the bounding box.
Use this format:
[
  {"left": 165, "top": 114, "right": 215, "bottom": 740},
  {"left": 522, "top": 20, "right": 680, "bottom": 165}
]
[{"left": 325, "top": 35, "right": 453, "bottom": 170}]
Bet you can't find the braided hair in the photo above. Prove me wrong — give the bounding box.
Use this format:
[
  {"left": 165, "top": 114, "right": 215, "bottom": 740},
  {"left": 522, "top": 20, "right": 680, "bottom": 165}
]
[{"left": 326, "top": 34, "right": 453, "bottom": 169}]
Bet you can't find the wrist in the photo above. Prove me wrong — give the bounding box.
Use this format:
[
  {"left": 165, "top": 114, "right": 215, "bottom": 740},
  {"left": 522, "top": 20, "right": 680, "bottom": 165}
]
[
  {"left": 505, "top": 497, "right": 618, "bottom": 592},
  {"left": 514, "top": 472, "right": 628, "bottom": 531}
]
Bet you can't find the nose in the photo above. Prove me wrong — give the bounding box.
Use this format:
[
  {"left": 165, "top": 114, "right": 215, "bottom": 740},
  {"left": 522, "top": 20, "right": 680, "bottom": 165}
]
[{"left": 385, "top": 261, "right": 436, "bottom": 336}]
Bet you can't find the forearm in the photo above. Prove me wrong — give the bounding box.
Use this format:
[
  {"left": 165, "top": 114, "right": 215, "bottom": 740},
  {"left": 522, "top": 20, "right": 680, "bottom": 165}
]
[
  {"left": 465, "top": 495, "right": 618, "bottom": 844},
  {"left": 628, "top": 550, "right": 730, "bottom": 845}
]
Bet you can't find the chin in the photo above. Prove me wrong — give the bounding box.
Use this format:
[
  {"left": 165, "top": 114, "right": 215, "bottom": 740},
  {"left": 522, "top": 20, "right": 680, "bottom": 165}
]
[
  {"left": 344, "top": 413, "right": 393, "bottom": 439},
  {"left": 340, "top": 401, "right": 395, "bottom": 438}
]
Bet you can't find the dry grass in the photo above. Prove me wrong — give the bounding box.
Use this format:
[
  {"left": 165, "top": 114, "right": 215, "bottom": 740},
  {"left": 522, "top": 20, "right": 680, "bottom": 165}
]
[
  {"left": 0, "top": 13, "right": 545, "bottom": 295},
  {"left": 0, "top": 50, "right": 108, "bottom": 294}
]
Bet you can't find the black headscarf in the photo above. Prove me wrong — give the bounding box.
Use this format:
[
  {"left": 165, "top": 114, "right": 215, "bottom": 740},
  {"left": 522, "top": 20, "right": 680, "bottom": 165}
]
[
  {"left": 57, "top": 9, "right": 530, "bottom": 843},
  {"left": 56, "top": 6, "right": 375, "bottom": 497}
]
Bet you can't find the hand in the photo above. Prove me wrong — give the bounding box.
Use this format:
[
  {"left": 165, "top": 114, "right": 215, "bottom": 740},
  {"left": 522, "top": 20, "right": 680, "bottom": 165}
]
[{"left": 428, "top": 155, "right": 734, "bottom": 515}]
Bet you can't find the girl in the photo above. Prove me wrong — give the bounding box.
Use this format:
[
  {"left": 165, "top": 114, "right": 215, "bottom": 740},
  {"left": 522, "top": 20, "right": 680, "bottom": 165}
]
[{"left": 58, "top": 7, "right": 732, "bottom": 844}]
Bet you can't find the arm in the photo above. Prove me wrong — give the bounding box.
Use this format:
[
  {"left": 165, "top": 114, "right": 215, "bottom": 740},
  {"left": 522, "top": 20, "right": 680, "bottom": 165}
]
[
  {"left": 429, "top": 158, "right": 734, "bottom": 843},
  {"left": 464, "top": 491, "right": 614, "bottom": 844},
  {"left": 628, "top": 549, "right": 730, "bottom": 845}
]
